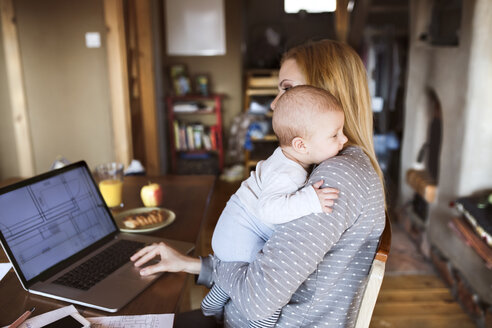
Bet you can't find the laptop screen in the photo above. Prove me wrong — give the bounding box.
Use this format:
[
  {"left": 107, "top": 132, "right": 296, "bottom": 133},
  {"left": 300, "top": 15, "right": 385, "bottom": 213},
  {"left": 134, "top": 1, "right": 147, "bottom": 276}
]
[{"left": 0, "top": 163, "right": 117, "bottom": 282}]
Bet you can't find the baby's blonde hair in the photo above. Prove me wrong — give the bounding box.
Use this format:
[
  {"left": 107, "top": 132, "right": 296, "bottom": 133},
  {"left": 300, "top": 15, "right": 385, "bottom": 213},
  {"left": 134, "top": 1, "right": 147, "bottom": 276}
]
[{"left": 272, "top": 85, "right": 342, "bottom": 147}]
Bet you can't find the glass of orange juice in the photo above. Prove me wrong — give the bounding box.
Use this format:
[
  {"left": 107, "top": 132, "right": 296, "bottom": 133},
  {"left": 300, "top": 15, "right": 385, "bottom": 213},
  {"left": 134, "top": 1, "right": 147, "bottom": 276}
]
[{"left": 95, "top": 162, "right": 124, "bottom": 209}]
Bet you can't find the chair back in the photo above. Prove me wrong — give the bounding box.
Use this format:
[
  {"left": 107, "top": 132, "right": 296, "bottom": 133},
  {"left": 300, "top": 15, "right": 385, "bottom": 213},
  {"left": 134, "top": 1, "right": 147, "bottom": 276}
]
[{"left": 354, "top": 213, "right": 392, "bottom": 328}]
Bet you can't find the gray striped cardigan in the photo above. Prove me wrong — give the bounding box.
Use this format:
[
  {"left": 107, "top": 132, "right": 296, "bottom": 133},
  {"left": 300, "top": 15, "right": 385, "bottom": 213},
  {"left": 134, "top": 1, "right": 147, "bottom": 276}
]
[{"left": 198, "top": 146, "right": 385, "bottom": 327}]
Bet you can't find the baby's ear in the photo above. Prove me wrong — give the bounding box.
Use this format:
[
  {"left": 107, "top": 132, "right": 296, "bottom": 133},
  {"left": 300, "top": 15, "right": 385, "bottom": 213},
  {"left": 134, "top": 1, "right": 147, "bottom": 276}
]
[{"left": 291, "top": 137, "right": 308, "bottom": 154}]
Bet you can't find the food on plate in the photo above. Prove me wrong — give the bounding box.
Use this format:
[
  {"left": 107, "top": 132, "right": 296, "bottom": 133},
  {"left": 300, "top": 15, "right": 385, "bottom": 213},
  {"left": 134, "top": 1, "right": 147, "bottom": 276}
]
[{"left": 122, "top": 209, "right": 164, "bottom": 229}]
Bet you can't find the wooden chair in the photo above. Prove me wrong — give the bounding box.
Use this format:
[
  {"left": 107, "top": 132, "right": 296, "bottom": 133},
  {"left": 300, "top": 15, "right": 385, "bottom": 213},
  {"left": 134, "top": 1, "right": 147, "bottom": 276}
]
[{"left": 354, "top": 213, "right": 392, "bottom": 328}]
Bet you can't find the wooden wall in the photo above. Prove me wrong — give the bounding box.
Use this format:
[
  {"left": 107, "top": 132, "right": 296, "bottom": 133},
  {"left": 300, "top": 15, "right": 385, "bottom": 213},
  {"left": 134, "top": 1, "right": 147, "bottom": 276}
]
[{"left": 0, "top": 6, "right": 20, "bottom": 179}]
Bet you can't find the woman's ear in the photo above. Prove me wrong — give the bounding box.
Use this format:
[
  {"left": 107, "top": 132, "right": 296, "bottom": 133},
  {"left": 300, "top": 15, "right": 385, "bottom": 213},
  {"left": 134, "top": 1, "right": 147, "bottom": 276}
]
[{"left": 291, "top": 137, "right": 308, "bottom": 154}]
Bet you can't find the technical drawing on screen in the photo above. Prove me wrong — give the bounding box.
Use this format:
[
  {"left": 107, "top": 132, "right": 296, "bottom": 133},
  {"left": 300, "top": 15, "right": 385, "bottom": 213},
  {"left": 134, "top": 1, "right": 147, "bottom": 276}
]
[{"left": 0, "top": 167, "right": 116, "bottom": 281}]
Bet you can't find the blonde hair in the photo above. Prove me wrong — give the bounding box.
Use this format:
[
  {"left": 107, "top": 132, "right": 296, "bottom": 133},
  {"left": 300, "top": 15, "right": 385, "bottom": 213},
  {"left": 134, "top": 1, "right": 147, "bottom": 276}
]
[
  {"left": 273, "top": 85, "right": 342, "bottom": 147},
  {"left": 282, "top": 39, "right": 385, "bottom": 197}
]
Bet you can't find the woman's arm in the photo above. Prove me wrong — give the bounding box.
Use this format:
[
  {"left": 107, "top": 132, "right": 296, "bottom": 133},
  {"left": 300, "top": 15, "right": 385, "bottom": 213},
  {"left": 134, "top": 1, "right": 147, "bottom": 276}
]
[{"left": 131, "top": 242, "right": 201, "bottom": 275}]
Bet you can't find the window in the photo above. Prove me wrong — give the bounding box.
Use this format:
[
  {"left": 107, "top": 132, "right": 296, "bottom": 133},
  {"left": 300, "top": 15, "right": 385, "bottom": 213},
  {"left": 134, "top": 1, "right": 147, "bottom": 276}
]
[{"left": 284, "top": 0, "right": 336, "bottom": 13}]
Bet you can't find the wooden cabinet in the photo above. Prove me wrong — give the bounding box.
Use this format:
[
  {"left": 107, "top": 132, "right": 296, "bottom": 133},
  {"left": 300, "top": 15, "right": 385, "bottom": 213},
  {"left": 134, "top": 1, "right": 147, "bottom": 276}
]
[
  {"left": 243, "top": 70, "right": 279, "bottom": 175},
  {"left": 166, "top": 94, "right": 224, "bottom": 174}
]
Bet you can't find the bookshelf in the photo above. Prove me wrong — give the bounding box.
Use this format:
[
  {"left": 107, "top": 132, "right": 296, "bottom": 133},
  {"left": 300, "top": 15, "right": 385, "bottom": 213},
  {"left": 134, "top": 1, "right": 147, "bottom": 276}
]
[
  {"left": 243, "top": 69, "right": 279, "bottom": 175},
  {"left": 166, "top": 94, "right": 224, "bottom": 174}
]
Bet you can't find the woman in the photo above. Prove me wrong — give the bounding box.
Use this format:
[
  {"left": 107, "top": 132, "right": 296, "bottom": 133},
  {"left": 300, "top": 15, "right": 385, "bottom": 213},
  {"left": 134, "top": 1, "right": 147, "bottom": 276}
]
[{"left": 131, "top": 39, "right": 386, "bottom": 327}]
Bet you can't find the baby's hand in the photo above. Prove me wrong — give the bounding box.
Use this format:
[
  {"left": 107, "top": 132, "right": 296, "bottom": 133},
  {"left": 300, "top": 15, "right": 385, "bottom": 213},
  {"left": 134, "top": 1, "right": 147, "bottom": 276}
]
[{"left": 312, "top": 180, "right": 339, "bottom": 213}]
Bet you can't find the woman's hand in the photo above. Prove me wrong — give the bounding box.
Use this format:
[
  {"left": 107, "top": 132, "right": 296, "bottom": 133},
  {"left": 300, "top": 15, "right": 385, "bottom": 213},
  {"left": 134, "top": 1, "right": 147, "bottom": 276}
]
[
  {"left": 312, "top": 180, "right": 339, "bottom": 213},
  {"left": 130, "top": 242, "right": 201, "bottom": 276}
]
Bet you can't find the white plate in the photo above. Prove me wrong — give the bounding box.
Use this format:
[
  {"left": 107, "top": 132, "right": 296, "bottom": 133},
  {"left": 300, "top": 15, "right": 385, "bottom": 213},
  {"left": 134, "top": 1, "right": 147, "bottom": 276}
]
[{"left": 113, "top": 207, "right": 176, "bottom": 233}]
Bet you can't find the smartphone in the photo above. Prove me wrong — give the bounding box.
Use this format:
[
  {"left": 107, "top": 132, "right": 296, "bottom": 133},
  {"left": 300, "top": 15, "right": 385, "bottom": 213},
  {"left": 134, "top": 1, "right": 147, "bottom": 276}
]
[{"left": 40, "top": 314, "right": 90, "bottom": 328}]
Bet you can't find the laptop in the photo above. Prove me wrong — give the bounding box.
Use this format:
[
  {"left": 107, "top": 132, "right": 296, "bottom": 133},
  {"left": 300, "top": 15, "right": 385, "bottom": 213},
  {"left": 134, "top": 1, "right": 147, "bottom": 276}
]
[{"left": 0, "top": 161, "right": 194, "bottom": 312}]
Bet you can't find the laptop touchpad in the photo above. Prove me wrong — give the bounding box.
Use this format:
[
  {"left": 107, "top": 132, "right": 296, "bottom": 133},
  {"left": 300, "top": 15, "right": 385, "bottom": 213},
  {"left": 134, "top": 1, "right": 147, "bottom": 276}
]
[{"left": 118, "top": 260, "right": 159, "bottom": 280}]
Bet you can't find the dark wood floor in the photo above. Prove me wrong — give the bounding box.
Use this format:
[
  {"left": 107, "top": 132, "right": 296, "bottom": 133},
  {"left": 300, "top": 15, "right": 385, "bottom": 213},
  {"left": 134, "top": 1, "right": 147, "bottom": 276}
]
[{"left": 190, "top": 178, "right": 476, "bottom": 327}]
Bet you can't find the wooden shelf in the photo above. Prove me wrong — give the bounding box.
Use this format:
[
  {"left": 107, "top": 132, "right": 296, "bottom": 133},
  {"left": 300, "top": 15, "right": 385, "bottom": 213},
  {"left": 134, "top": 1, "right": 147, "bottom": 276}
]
[
  {"left": 245, "top": 69, "right": 279, "bottom": 88},
  {"left": 245, "top": 159, "right": 259, "bottom": 167},
  {"left": 242, "top": 70, "right": 279, "bottom": 176},
  {"left": 177, "top": 149, "right": 219, "bottom": 155},
  {"left": 245, "top": 88, "right": 278, "bottom": 96},
  {"left": 168, "top": 93, "right": 224, "bottom": 101},
  {"left": 406, "top": 169, "right": 437, "bottom": 203},
  {"left": 251, "top": 134, "right": 277, "bottom": 142},
  {"left": 166, "top": 94, "right": 224, "bottom": 174},
  {"left": 173, "top": 109, "right": 216, "bottom": 115}
]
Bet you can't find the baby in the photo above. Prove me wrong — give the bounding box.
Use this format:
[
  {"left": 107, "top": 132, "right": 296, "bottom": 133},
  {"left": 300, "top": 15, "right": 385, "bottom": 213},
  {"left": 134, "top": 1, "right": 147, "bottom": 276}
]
[{"left": 202, "top": 85, "right": 348, "bottom": 327}]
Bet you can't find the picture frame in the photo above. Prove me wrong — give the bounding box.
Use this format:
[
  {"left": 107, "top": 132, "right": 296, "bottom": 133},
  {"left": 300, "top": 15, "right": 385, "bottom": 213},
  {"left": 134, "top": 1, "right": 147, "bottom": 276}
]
[
  {"left": 169, "top": 64, "right": 191, "bottom": 96},
  {"left": 194, "top": 74, "right": 210, "bottom": 96}
]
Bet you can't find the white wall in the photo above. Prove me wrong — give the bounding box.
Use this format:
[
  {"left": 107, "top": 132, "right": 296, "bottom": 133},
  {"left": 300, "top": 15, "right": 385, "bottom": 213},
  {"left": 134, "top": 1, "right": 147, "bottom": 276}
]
[
  {"left": 400, "top": 0, "right": 492, "bottom": 206},
  {"left": 400, "top": 0, "right": 492, "bottom": 302},
  {"left": 459, "top": 0, "right": 492, "bottom": 194}
]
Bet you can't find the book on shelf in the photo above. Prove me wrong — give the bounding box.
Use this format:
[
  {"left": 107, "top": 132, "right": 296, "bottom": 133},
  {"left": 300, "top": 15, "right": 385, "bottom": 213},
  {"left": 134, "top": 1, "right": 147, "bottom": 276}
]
[
  {"left": 173, "top": 121, "right": 187, "bottom": 151},
  {"left": 186, "top": 125, "right": 195, "bottom": 149},
  {"left": 173, "top": 121, "right": 218, "bottom": 152},
  {"left": 202, "top": 133, "right": 212, "bottom": 150},
  {"left": 179, "top": 124, "right": 187, "bottom": 151},
  {"left": 173, "top": 121, "right": 181, "bottom": 150},
  {"left": 193, "top": 124, "right": 204, "bottom": 149},
  {"left": 209, "top": 126, "right": 218, "bottom": 150}
]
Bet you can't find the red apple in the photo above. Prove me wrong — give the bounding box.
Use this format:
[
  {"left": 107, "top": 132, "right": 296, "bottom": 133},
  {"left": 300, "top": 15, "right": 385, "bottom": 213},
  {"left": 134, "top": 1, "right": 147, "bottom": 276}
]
[{"left": 140, "top": 182, "right": 163, "bottom": 207}]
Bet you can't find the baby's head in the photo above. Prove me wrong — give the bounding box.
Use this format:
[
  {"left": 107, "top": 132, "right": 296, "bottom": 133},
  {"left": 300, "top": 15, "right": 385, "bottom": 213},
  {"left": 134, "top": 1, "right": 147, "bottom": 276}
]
[{"left": 272, "top": 85, "right": 348, "bottom": 166}]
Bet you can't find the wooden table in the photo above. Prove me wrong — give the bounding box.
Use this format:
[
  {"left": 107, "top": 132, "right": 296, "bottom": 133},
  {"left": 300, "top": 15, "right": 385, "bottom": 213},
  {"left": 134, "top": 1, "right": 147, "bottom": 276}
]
[{"left": 0, "top": 174, "right": 216, "bottom": 326}]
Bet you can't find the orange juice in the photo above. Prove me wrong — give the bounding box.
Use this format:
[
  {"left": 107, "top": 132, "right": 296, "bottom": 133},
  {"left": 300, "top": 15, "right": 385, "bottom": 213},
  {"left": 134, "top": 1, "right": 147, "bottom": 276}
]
[{"left": 99, "top": 179, "right": 123, "bottom": 208}]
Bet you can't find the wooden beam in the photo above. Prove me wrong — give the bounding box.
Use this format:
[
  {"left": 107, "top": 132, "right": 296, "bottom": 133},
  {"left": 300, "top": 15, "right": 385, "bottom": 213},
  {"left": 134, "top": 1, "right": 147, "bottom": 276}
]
[
  {"left": 348, "top": 0, "right": 372, "bottom": 50},
  {"left": 133, "top": 0, "right": 160, "bottom": 175},
  {"left": 0, "top": 0, "right": 35, "bottom": 177},
  {"left": 103, "top": 0, "right": 133, "bottom": 167},
  {"left": 335, "top": 0, "right": 349, "bottom": 43},
  {"left": 406, "top": 169, "right": 437, "bottom": 203}
]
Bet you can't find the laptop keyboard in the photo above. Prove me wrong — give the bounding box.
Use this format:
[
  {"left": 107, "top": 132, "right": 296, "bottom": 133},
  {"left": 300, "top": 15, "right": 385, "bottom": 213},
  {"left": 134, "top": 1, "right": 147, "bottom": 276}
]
[{"left": 53, "top": 239, "right": 145, "bottom": 291}]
